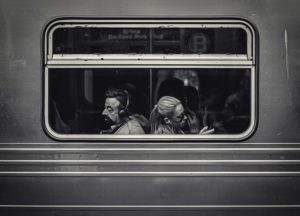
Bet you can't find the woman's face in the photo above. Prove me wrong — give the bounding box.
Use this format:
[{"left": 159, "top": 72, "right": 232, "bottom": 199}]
[{"left": 170, "top": 103, "right": 187, "bottom": 129}]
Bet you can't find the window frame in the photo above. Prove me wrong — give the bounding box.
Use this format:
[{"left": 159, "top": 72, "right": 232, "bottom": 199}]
[{"left": 43, "top": 18, "right": 257, "bottom": 141}]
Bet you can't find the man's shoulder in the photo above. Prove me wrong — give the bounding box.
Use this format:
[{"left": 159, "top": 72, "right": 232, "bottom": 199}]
[
  {"left": 128, "top": 118, "right": 144, "bottom": 128},
  {"left": 115, "top": 118, "right": 146, "bottom": 134}
]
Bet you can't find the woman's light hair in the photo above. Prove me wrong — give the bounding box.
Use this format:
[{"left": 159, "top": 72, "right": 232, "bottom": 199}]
[
  {"left": 150, "top": 96, "right": 182, "bottom": 134},
  {"left": 156, "top": 96, "right": 181, "bottom": 117}
]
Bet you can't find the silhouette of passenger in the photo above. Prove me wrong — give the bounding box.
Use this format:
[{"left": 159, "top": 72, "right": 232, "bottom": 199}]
[
  {"left": 156, "top": 78, "right": 184, "bottom": 103},
  {"left": 222, "top": 72, "right": 251, "bottom": 133}
]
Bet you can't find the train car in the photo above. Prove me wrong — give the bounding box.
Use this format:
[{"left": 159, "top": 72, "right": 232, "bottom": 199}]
[{"left": 0, "top": 0, "right": 300, "bottom": 215}]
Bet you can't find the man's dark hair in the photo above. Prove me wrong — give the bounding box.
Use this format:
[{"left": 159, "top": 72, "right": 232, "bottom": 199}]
[{"left": 104, "top": 88, "right": 129, "bottom": 109}]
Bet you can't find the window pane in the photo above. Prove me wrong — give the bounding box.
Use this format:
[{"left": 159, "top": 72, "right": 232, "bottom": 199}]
[
  {"left": 52, "top": 27, "right": 247, "bottom": 54},
  {"left": 48, "top": 68, "right": 251, "bottom": 135}
]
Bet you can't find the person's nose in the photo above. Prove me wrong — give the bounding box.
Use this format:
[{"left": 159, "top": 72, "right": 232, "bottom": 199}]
[
  {"left": 102, "top": 109, "right": 107, "bottom": 115},
  {"left": 183, "top": 114, "right": 188, "bottom": 121}
]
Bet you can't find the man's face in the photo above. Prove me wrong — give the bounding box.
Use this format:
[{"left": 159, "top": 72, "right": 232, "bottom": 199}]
[
  {"left": 102, "top": 97, "right": 121, "bottom": 125},
  {"left": 170, "top": 103, "right": 187, "bottom": 129}
]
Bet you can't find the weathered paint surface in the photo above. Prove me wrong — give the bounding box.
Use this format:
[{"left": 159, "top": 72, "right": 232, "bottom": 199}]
[{"left": 0, "top": 0, "right": 300, "bottom": 215}]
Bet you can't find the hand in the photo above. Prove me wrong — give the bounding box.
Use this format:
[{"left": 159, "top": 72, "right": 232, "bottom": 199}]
[{"left": 199, "top": 126, "right": 215, "bottom": 135}]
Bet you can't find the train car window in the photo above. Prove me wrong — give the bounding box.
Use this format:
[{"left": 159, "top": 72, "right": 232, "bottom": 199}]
[{"left": 43, "top": 19, "right": 257, "bottom": 141}]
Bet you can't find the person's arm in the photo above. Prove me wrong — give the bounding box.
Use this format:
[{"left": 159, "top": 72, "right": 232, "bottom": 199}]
[{"left": 199, "top": 126, "right": 215, "bottom": 135}]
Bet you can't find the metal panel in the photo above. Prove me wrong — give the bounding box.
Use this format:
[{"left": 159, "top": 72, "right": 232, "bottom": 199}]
[{"left": 0, "top": 0, "right": 300, "bottom": 215}]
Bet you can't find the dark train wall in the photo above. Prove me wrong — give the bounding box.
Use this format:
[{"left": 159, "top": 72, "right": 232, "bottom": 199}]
[{"left": 0, "top": 0, "right": 300, "bottom": 215}]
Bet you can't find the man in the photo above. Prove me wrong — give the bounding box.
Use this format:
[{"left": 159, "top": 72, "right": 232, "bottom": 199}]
[{"left": 100, "top": 88, "right": 149, "bottom": 134}]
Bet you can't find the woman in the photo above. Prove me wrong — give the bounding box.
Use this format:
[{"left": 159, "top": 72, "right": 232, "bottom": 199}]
[{"left": 150, "top": 96, "right": 214, "bottom": 134}]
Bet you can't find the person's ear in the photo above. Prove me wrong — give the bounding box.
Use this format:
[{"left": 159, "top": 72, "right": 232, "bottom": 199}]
[{"left": 164, "top": 117, "right": 171, "bottom": 125}]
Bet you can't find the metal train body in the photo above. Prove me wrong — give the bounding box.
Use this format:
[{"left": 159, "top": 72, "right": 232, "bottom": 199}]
[{"left": 0, "top": 0, "right": 300, "bottom": 215}]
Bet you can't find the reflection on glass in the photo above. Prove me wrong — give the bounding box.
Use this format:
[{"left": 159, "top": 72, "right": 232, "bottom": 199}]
[{"left": 53, "top": 28, "right": 247, "bottom": 54}]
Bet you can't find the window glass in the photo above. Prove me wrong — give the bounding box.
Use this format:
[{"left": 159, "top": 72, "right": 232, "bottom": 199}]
[{"left": 48, "top": 68, "right": 251, "bottom": 135}]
